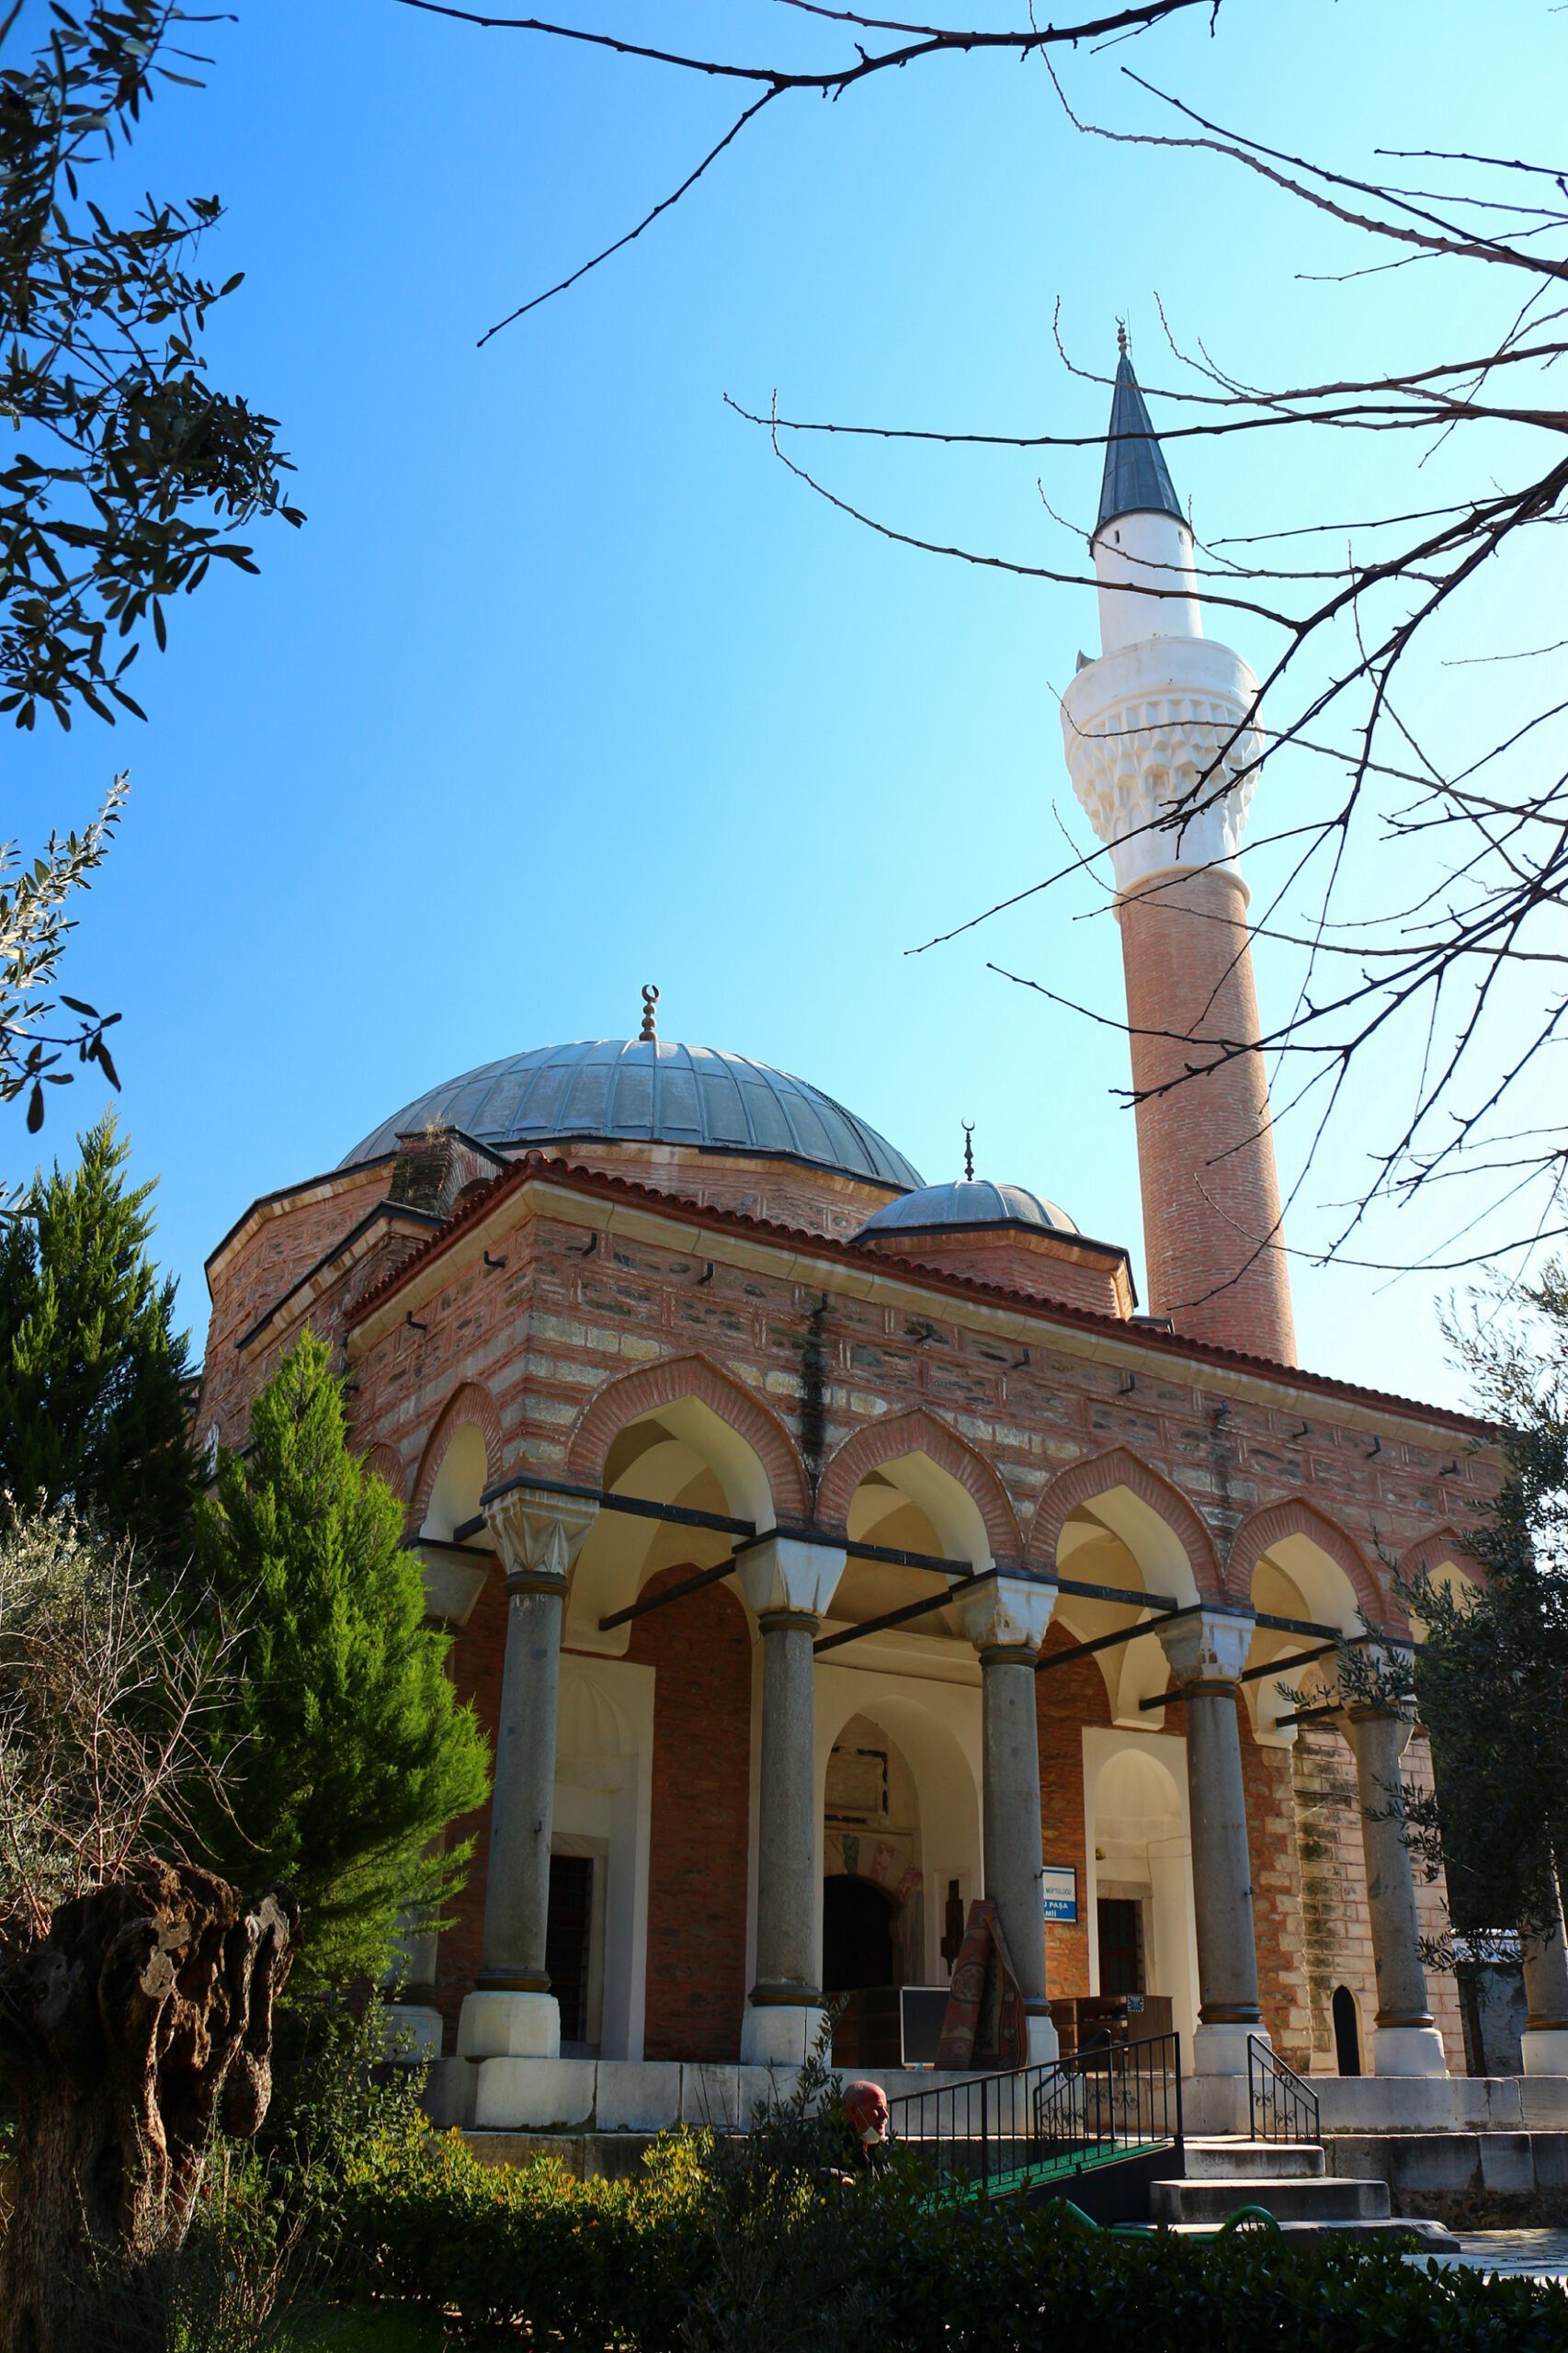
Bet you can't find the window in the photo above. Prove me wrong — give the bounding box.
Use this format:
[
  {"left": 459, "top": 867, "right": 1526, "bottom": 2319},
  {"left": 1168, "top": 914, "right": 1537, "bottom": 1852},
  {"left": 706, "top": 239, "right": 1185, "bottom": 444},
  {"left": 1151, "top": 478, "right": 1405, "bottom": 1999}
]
[{"left": 1096, "top": 1896, "right": 1144, "bottom": 1998}]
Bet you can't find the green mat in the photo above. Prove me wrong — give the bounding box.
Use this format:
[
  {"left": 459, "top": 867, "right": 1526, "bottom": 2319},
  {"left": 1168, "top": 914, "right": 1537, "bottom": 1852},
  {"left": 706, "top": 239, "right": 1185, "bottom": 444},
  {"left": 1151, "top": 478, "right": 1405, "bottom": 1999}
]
[{"left": 932, "top": 2138, "right": 1178, "bottom": 2204}]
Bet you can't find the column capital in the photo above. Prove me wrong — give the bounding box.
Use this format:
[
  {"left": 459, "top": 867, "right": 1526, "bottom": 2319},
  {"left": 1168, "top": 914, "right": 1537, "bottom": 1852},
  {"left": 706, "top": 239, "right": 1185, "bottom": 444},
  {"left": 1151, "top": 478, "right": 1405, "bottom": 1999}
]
[
  {"left": 483, "top": 1482, "right": 597, "bottom": 1594},
  {"left": 1342, "top": 1697, "right": 1417, "bottom": 1759},
  {"left": 1158, "top": 1604, "right": 1255, "bottom": 1690},
  {"left": 959, "top": 1572, "right": 1057, "bottom": 1661},
  {"left": 736, "top": 1531, "right": 846, "bottom": 1629}
]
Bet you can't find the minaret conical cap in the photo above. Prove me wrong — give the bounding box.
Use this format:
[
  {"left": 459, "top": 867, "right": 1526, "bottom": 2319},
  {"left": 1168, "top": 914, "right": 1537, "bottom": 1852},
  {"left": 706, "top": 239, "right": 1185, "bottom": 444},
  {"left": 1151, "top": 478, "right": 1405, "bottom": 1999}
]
[{"left": 1096, "top": 345, "right": 1184, "bottom": 535}]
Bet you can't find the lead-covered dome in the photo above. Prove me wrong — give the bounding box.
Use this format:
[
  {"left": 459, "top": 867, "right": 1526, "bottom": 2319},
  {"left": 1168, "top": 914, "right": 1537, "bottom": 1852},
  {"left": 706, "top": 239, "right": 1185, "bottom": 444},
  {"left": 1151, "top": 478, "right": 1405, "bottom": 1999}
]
[
  {"left": 341, "top": 1038, "right": 924, "bottom": 1192},
  {"left": 857, "top": 1178, "right": 1077, "bottom": 1240}
]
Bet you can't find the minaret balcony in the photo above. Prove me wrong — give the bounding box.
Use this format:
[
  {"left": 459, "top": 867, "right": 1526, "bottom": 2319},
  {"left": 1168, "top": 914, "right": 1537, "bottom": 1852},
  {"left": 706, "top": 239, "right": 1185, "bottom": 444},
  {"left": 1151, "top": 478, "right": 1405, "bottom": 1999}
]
[{"left": 1060, "top": 634, "right": 1265, "bottom": 896}]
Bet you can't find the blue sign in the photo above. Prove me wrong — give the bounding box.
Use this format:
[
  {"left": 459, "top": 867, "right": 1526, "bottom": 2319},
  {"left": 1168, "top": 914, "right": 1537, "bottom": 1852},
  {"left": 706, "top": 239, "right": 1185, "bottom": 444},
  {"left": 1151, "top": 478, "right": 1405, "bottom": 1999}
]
[{"left": 1041, "top": 1865, "right": 1078, "bottom": 1923}]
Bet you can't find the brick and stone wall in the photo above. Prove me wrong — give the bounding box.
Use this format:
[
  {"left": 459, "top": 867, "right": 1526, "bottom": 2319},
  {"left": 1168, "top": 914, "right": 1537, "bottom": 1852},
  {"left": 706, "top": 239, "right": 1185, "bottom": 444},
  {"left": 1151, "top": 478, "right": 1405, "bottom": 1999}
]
[
  {"left": 196, "top": 1149, "right": 1489, "bottom": 2072},
  {"left": 1290, "top": 1722, "right": 1464, "bottom": 2077},
  {"left": 1243, "top": 1710, "right": 1312, "bottom": 2069},
  {"left": 627, "top": 1572, "right": 753, "bottom": 2063}
]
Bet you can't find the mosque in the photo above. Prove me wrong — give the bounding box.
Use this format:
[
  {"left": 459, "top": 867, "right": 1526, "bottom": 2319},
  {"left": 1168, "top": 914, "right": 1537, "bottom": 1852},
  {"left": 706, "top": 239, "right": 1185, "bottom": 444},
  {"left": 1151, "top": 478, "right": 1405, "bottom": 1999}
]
[{"left": 198, "top": 353, "right": 1550, "bottom": 2138}]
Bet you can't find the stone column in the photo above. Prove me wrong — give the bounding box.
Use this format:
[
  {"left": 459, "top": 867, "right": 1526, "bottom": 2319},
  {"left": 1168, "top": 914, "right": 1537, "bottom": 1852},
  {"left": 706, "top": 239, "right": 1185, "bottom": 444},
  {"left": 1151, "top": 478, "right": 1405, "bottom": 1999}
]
[
  {"left": 1343, "top": 1696, "right": 1448, "bottom": 2077},
  {"left": 958, "top": 1574, "right": 1059, "bottom": 2065},
  {"left": 1522, "top": 1873, "right": 1568, "bottom": 2076},
  {"left": 737, "top": 1533, "right": 846, "bottom": 2067},
  {"left": 457, "top": 1483, "right": 597, "bottom": 2060},
  {"left": 1158, "top": 1606, "right": 1264, "bottom": 2077}
]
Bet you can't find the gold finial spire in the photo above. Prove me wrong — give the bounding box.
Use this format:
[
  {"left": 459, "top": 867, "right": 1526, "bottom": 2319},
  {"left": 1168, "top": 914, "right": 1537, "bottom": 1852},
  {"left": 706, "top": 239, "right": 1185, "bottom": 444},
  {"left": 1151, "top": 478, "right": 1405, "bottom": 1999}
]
[
  {"left": 639, "top": 983, "right": 660, "bottom": 1042},
  {"left": 961, "top": 1121, "right": 975, "bottom": 1182},
  {"left": 1116, "top": 319, "right": 1129, "bottom": 358}
]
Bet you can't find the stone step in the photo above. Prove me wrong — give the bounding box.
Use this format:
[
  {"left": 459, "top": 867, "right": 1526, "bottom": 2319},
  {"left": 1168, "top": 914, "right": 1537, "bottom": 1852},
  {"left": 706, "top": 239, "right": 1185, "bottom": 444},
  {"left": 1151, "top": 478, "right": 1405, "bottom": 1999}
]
[
  {"left": 1182, "top": 2137, "right": 1325, "bottom": 2180},
  {"left": 1150, "top": 2174, "right": 1391, "bottom": 2225},
  {"left": 1121, "top": 2216, "right": 1460, "bottom": 2250}
]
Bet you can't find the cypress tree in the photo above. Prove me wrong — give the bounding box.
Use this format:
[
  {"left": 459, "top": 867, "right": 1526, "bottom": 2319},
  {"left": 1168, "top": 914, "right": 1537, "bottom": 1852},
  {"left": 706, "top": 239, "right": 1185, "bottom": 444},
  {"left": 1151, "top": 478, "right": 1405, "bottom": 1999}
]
[
  {"left": 0, "top": 1117, "right": 197, "bottom": 1560},
  {"left": 195, "top": 1330, "right": 491, "bottom": 1983}
]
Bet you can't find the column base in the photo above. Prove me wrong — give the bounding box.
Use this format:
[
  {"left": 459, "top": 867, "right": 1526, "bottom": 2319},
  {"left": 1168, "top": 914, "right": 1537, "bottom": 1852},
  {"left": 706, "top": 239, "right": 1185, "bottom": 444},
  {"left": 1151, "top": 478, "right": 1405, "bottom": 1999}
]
[
  {"left": 1026, "top": 2008, "right": 1060, "bottom": 2066},
  {"left": 1373, "top": 2023, "right": 1449, "bottom": 2078},
  {"left": 457, "top": 1989, "right": 561, "bottom": 2059},
  {"left": 1192, "top": 2020, "right": 1265, "bottom": 2078},
  {"left": 381, "top": 2002, "right": 445, "bottom": 2061},
  {"left": 741, "top": 2004, "right": 829, "bottom": 2067},
  {"left": 1521, "top": 2029, "right": 1568, "bottom": 2077}
]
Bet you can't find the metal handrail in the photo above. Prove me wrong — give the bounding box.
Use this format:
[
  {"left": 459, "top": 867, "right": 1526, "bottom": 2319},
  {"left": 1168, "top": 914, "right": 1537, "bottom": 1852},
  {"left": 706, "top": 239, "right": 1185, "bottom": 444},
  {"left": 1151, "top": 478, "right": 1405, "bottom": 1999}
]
[
  {"left": 885, "top": 2055, "right": 1058, "bottom": 2200},
  {"left": 1035, "top": 2029, "right": 1184, "bottom": 2177},
  {"left": 1246, "top": 2033, "right": 1321, "bottom": 2144},
  {"left": 886, "top": 2032, "right": 1183, "bottom": 2201}
]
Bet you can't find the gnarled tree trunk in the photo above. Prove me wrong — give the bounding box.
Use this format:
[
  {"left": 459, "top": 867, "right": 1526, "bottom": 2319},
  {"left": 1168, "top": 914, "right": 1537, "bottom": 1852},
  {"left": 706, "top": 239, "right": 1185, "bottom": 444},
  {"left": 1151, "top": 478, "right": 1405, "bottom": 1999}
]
[{"left": 0, "top": 1861, "right": 299, "bottom": 2353}]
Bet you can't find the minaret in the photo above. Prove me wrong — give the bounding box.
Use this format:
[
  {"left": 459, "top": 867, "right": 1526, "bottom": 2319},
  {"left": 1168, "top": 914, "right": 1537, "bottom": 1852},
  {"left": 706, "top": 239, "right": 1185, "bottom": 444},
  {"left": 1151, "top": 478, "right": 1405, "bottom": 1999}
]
[{"left": 1060, "top": 341, "right": 1296, "bottom": 1364}]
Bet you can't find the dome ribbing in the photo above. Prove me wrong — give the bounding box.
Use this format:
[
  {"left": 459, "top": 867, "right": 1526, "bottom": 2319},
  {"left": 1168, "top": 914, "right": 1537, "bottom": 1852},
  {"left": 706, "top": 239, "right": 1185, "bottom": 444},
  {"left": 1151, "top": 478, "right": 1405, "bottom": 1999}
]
[
  {"left": 857, "top": 1178, "right": 1077, "bottom": 1240},
  {"left": 341, "top": 1038, "right": 923, "bottom": 1193}
]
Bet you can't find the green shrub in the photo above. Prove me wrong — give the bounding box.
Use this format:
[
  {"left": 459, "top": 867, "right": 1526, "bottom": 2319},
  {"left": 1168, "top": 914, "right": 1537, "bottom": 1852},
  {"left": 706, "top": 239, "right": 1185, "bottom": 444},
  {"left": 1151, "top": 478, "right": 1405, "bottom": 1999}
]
[
  {"left": 341, "top": 2117, "right": 1568, "bottom": 2353},
  {"left": 341, "top": 2127, "right": 706, "bottom": 2347}
]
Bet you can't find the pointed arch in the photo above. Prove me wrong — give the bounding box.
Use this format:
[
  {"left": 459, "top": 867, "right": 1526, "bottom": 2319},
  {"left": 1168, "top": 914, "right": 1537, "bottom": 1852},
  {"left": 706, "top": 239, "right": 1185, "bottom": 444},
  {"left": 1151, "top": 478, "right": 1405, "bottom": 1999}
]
[
  {"left": 361, "top": 1441, "right": 405, "bottom": 1501},
  {"left": 1397, "top": 1525, "right": 1484, "bottom": 1633},
  {"left": 1397, "top": 1524, "right": 1482, "bottom": 1589},
  {"left": 1228, "top": 1498, "right": 1385, "bottom": 1623},
  {"left": 410, "top": 1380, "right": 505, "bottom": 1530},
  {"left": 817, "top": 1408, "right": 1022, "bottom": 1564},
  {"left": 566, "top": 1351, "right": 810, "bottom": 1524},
  {"left": 1027, "top": 1445, "right": 1221, "bottom": 1597}
]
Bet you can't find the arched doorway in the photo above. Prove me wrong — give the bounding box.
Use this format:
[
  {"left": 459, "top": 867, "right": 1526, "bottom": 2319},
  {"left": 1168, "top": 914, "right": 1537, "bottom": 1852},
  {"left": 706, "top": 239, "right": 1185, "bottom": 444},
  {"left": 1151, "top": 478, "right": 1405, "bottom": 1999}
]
[
  {"left": 1084, "top": 1733, "right": 1199, "bottom": 2044},
  {"left": 822, "top": 1711, "right": 926, "bottom": 2064},
  {"left": 823, "top": 1876, "right": 896, "bottom": 1992},
  {"left": 1333, "top": 1984, "right": 1362, "bottom": 2076}
]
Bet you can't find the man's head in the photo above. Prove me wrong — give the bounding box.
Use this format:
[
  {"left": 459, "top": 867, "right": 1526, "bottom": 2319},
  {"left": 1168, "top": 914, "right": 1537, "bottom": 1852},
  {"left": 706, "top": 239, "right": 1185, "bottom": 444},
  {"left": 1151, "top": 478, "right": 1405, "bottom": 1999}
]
[{"left": 843, "top": 2078, "right": 890, "bottom": 2147}]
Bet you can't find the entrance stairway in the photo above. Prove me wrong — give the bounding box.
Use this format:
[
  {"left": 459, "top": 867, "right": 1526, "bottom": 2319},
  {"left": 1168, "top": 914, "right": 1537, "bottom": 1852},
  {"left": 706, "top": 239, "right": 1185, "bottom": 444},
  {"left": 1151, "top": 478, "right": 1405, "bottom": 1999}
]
[{"left": 1143, "top": 2137, "right": 1458, "bottom": 2246}]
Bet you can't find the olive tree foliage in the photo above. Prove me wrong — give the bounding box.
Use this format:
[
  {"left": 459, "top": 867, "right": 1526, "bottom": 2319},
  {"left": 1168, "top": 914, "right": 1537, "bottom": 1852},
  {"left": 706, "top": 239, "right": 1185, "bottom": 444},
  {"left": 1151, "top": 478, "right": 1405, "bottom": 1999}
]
[
  {"left": 1, "top": 0, "right": 300, "bottom": 1154},
  {"left": 1382, "top": 1268, "right": 1568, "bottom": 1962},
  {"left": 0, "top": 0, "right": 301, "bottom": 733},
  {"left": 0, "top": 1504, "right": 220, "bottom": 1938},
  {"left": 401, "top": 0, "right": 1567, "bottom": 1282},
  {"left": 1, "top": 774, "right": 123, "bottom": 1176}
]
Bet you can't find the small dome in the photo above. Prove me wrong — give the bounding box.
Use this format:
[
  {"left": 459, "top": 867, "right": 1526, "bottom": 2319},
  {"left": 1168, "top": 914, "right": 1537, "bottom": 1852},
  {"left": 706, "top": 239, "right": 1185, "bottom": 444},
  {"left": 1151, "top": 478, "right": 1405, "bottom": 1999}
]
[
  {"left": 857, "top": 1178, "right": 1078, "bottom": 1241},
  {"left": 341, "top": 1038, "right": 923, "bottom": 1193}
]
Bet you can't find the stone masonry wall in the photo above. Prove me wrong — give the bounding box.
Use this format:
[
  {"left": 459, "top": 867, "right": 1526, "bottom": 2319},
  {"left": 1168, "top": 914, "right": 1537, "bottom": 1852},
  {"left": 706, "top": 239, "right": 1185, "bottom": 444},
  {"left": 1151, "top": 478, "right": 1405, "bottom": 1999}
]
[
  {"left": 199, "top": 1155, "right": 1491, "bottom": 2063},
  {"left": 1290, "top": 1722, "right": 1463, "bottom": 2076},
  {"left": 1242, "top": 1708, "right": 1312, "bottom": 2070},
  {"left": 341, "top": 1195, "right": 1488, "bottom": 1595}
]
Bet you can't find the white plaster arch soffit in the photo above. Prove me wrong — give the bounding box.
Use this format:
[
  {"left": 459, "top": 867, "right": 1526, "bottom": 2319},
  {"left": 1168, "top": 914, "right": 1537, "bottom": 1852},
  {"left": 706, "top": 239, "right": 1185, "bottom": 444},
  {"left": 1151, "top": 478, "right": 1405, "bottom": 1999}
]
[
  {"left": 813, "top": 1687, "right": 981, "bottom": 1889},
  {"left": 555, "top": 1661, "right": 638, "bottom": 1795},
  {"left": 1400, "top": 1539, "right": 1480, "bottom": 1641},
  {"left": 1091, "top": 1739, "right": 1187, "bottom": 1846},
  {"left": 569, "top": 1393, "right": 778, "bottom": 1650},
  {"left": 847, "top": 1449, "right": 994, "bottom": 1576},
  {"left": 1053, "top": 1485, "right": 1202, "bottom": 1724},
  {"left": 420, "top": 1420, "right": 490, "bottom": 1543},
  {"left": 1244, "top": 1532, "right": 1365, "bottom": 1740}
]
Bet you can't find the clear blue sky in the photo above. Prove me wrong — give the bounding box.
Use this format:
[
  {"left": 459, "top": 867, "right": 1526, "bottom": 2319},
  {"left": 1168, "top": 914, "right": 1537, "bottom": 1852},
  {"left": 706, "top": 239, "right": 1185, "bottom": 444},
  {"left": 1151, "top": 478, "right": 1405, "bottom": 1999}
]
[{"left": 9, "top": 0, "right": 1562, "bottom": 1411}]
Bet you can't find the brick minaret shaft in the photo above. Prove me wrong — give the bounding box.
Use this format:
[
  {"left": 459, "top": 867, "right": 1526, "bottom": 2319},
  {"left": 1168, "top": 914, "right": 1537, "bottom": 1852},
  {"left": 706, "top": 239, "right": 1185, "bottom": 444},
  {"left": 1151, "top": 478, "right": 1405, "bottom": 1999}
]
[{"left": 1062, "top": 344, "right": 1296, "bottom": 1366}]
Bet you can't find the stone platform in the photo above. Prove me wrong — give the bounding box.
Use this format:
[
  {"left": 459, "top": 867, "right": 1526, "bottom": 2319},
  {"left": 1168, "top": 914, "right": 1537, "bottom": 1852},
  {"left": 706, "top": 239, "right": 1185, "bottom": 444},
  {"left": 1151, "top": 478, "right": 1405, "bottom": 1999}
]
[
  {"left": 1185, "top": 2068, "right": 1568, "bottom": 2139},
  {"left": 425, "top": 2054, "right": 992, "bottom": 2135}
]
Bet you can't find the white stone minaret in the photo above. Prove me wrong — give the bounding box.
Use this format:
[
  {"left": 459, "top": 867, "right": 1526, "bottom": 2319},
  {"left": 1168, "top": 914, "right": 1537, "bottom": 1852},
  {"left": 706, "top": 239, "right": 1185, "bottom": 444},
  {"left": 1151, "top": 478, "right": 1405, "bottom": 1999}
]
[{"left": 1060, "top": 341, "right": 1296, "bottom": 1364}]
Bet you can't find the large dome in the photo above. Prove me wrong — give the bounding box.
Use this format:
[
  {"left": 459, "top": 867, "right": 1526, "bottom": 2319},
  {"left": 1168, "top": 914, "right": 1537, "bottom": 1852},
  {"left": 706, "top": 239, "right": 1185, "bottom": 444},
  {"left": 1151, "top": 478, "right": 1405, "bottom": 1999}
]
[
  {"left": 857, "top": 1177, "right": 1077, "bottom": 1240},
  {"left": 341, "top": 1038, "right": 924, "bottom": 1192}
]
